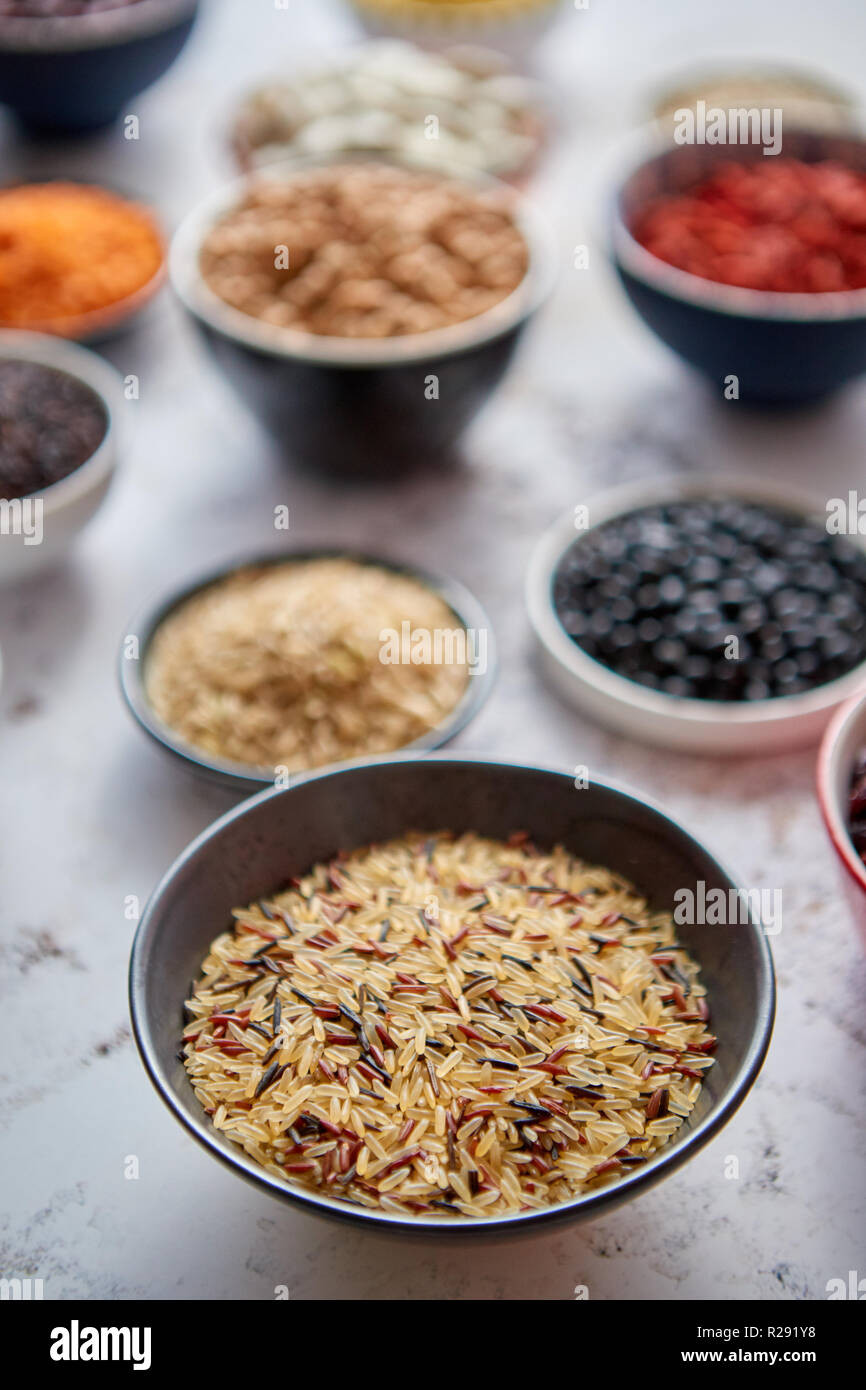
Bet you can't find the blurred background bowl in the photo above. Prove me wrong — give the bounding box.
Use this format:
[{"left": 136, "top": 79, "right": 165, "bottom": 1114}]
[
  {"left": 526, "top": 475, "right": 866, "bottom": 755},
  {"left": 0, "top": 329, "right": 124, "bottom": 582},
  {"left": 130, "top": 754, "right": 775, "bottom": 1232},
  {"left": 648, "top": 63, "right": 858, "bottom": 140},
  {"left": 611, "top": 127, "right": 866, "bottom": 404},
  {"left": 817, "top": 689, "right": 866, "bottom": 948},
  {"left": 228, "top": 40, "right": 547, "bottom": 187},
  {"left": 169, "top": 159, "right": 555, "bottom": 477},
  {"left": 119, "top": 548, "right": 497, "bottom": 794},
  {"left": 0, "top": 0, "right": 199, "bottom": 134},
  {"left": 345, "top": 0, "right": 565, "bottom": 66},
  {"left": 0, "top": 185, "right": 167, "bottom": 343}
]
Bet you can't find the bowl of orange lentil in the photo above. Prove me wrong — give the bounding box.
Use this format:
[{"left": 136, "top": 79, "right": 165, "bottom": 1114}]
[
  {"left": 0, "top": 181, "right": 166, "bottom": 343},
  {"left": 611, "top": 127, "right": 866, "bottom": 404}
]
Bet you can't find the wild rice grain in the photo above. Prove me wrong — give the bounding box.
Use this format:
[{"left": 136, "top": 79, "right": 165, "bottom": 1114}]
[{"left": 182, "top": 832, "right": 713, "bottom": 1218}]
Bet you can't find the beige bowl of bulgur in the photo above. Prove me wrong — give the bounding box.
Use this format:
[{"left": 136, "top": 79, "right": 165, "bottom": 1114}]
[{"left": 120, "top": 550, "right": 496, "bottom": 793}]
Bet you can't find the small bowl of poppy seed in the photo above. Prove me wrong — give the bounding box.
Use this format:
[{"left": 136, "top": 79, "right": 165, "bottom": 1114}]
[
  {"left": 0, "top": 329, "right": 125, "bottom": 582},
  {"left": 129, "top": 754, "right": 775, "bottom": 1231},
  {"left": 526, "top": 476, "right": 866, "bottom": 756}
]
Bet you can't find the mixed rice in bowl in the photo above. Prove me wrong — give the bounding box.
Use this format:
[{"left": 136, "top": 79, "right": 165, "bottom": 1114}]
[
  {"left": 181, "top": 830, "right": 715, "bottom": 1218},
  {"left": 131, "top": 756, "right": 774, "bottom": 1231}
]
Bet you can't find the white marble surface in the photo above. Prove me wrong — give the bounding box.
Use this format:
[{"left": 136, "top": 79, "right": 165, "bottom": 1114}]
[{"left": 1, "top": 0, "right": 865, "bottom": 1301}]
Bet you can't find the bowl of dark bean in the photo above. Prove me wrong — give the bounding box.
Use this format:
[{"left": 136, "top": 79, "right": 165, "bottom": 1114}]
[
  {"left": 0, "top": 0, "right": 199, "bottom": 134},
  {"left": 169, "top": 158, "right": 555, "bottom": 477},
  {"left": 818, "top": 691, "right": 866, "bottom": 948},
  {"left": 526, "top": 477, "right": 866, "bottom": 755},
  {"left": 611, "top": 129, "right": 866, "bottom": 404},
  {"left": 0, "top": 330, "right": 124, "bottom": 581}
]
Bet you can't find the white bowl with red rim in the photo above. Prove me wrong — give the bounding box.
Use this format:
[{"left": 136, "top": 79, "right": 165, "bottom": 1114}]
[{"left": 817, "top": 689, "right": 866, "bottom": 948}]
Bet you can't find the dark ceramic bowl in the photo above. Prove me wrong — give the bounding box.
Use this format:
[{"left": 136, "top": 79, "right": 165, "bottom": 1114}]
[
  {"left": 129, "top": 754, "right": 775, "bottom": 1234},
  {"left": 611, "top": 128, "right": 866, "bottom": 404},
  {"left": 169, "top": 161, "right": 555, "bottom": 477},
  {"left": 0, "top": 0, "right": 198, "bottom": 133},
  {"left": 119, "top": 548, "right": 496, "bottom": 794}
]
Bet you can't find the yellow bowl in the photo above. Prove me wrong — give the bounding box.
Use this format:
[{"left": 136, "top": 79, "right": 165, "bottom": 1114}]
[{"left": 346, "top": 0, "right": 565, "bottom": 60}]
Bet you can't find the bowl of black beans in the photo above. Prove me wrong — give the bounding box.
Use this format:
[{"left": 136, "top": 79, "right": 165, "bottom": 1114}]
[
  {"left": 0, "top": 330, "right": 124, "bottom": 582},
  {"left": 526, "top": 477, "right": 866, "bottom": 755}
]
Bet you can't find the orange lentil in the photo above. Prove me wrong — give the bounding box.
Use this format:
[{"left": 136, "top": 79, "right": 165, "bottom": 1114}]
[{"left": 0, "top": 182, "right": 163, "bottom": 333}]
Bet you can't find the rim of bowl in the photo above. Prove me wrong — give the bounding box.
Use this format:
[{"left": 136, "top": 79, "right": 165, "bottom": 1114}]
[
  {"left": 44, "top": 261, "right": 166, "bottom": 344},
  {"left": 0, "top": 329, "right": 124, "bottom": 514},
  {"left": 0, "top": 0, "right": 198, "bottom": 52},
  {"left": 526, "top": 474, "right": 866, "bottom": 738},
  {"left": 6, "top": 260, "right": 168, "bottom": 344},
  {"left": 647, "top": 62, "right": 859, "bottom": 128},
  {"left": 119, "top": 548, "right": 498, "bottom": 789},
  {"left": 817, "top": 689, "right": 866, "bottom": 894},
  {"left": 128, "top": 752, "right": 776, "bottom": 1233},
  {"left": 610, "top": 126, "right": 866, "bottom": 323},
  {"left": 169, "top": 156, "right": 557, "bottom": 369}
]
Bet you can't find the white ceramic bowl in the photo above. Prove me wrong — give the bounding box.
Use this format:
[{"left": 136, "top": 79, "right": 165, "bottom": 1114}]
[
  {"left": 526, "top": 476, "right": 866, "bottom": 756},
  {"left": 0, "top": 331, "right": 124, "bottom": 583}
]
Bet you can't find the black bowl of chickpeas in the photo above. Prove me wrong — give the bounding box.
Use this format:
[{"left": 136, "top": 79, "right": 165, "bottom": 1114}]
[{"left": 169, "top": 158, "right": 555, "bottom": 478}]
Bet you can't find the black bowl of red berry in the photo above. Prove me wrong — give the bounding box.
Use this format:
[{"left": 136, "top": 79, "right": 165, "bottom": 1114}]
[{"left": 611, "top": 129, "right": 866, "bottom": 404}]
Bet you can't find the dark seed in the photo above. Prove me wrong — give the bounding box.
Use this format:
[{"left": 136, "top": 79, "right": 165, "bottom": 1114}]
[
  {"left": 512, "top": 1100, "right": 553, "bottom": 1119},
  {"left": 254, "top": 1061, "right": 282, "bottom": 1097},
  {"left": 477, "top": 1056, "right": 519, "bottom": 1071},
  {"left": 645, "top": 1087, "right": 668, "bottom": 1119},
  {"left": 339, "top": 1003, "right": 364, "bottom": 1032}
]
